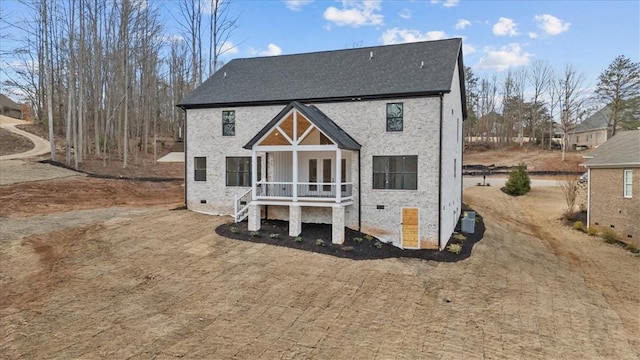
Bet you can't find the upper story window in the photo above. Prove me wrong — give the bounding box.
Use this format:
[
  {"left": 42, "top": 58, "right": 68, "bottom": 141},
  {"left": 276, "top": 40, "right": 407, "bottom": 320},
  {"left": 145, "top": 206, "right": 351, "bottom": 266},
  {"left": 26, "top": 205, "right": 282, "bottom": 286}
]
[
  {"left": 194, "top": 157, "right": 206, "bottom": 181},
  {"left": 373, "top": 155, "right": 417, "bottom": 190},
  {"left": 222, "top": 110, "right": 235, "bottom": 136},
  {"left": 624, "top": 169, "right": 633, "bottom": 198},
  {"left": 386, "top": 103, "right": 403, "bottom": 132}
]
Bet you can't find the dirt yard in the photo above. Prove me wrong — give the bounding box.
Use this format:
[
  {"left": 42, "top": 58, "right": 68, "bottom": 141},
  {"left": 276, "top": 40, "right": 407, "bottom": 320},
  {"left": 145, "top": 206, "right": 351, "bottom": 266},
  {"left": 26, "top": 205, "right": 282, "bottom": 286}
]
[
  {"left": 464, "top": 144, "right": 585, "bottom": 172},
  {"left": 1, "top": 176, "right": 638, "bottom": 359}
]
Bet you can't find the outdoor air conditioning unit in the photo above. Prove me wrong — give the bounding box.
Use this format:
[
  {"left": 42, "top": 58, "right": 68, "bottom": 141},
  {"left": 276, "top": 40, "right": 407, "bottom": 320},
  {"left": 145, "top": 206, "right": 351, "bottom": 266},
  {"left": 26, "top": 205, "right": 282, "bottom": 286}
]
[{"left": 461, "top": 211, "right": 475, "bottom": 234}]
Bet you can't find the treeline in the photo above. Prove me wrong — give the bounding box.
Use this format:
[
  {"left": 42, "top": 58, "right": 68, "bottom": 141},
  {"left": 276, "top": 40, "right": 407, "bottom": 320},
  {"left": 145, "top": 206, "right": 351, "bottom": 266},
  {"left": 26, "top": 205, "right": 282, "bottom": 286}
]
[
  {"left": 463, "top": 56, "right": 639, "bottom": 160},
  {"left": 2, "top": 0, "right": 235, "bottom": 168}
]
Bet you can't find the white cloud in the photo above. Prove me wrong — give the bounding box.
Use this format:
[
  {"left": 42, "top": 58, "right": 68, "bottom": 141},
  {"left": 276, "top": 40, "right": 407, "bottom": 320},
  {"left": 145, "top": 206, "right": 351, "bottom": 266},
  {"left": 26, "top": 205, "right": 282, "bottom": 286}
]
[
  {"left": 284, "top": 0, "right": 313, "bottom": 11},
  {"left": 492, "top": 17, "right": 519, "bottom": 36},
  {"left": 475, "top": 43, "right": 531, "bottom": 71},
  {"left": 399, "top": 8, "right": 412, "bottom": 19},
  {"left": 381, "top": 28, "right": 446, "bottom": 45},
  {"left": 528, "top": 32, "right": 538, "bottom": 39},
  {"left": 323, "top": 0, "right": 383, "bottom": 27},
  {"left": 534, "top": 14, "right": 570, "bottom": 35},
  {"left": 219, "top": 41, "right": 238, "bottom": 56},
  {"left": 261, "top": 43, "right": 283, "bottom": 56},
  {"left": 430, "top": 0, "right": 459, "bottom": 7},
  {"left": 455, "top": 19, "right": 471, "bottom": 30},
  {"left": 247, "top": 43, "right": 283, "bottom": 57},
  {"left": 463, "top": 43, "right": 476, "bottom": 55}
]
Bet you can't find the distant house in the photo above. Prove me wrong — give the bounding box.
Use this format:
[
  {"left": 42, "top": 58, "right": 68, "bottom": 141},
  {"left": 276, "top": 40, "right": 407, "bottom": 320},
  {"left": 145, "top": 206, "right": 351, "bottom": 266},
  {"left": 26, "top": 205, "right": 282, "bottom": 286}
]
[
  {"left": 582, "top": 130, "right": 640, "bottom": 245},
  {"left": 177, "top": 38, "right": 467, "bottom": 250},
  {"left": 567, "top": 107, "right": 611, "bottom": 150},
  {"left": 0, "top": 94, "right": 23, "bottom": 120}
]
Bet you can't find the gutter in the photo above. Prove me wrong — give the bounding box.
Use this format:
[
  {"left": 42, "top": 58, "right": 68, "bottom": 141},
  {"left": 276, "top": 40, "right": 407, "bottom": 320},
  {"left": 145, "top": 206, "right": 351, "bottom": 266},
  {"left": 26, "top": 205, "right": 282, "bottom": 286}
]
[
  {"left": 182, "top": 107, "right": 187, "bottom": 207},
  {"left": 438, "top": 92, "right": 444, "bottom": 250},
  {"left": 358, "top": 149, "right": 362, "bottom": 231},
  {"left": 178, "top": 91, "right": 450, "bottom": 110}
]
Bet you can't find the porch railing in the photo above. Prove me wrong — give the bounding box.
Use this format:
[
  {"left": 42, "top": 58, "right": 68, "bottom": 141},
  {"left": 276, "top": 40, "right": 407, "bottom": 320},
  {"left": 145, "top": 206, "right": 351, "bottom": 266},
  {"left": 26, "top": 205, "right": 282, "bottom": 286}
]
[
  {"left": 256, "top": 181, "right": 353, "bottom": 200},
  {"left": 233, "top": 188, "right": 252, "bottom": 222}
]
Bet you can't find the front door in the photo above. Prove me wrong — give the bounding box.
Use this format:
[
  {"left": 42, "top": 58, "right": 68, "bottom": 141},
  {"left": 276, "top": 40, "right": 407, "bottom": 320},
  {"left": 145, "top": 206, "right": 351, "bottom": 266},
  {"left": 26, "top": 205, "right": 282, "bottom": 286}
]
[{"left": 402, "top": 208, "right": 419, "bottom": 248}]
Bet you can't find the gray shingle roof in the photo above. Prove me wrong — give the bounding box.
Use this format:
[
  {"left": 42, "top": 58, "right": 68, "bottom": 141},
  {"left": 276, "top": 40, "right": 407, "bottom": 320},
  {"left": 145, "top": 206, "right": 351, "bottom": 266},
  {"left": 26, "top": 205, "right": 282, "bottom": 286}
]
[
  {"left": 583, "top": 130, "right": 640, "bottom": 167},
  {"left": 243, "top": 101, "right": 361, "bottom": 151},
  {"left": 178, "top": 38, "right": 464, "bottom": 109},
  {"left": 0, "top": 94, "right": 21, "bottom": 110},
  {"left": 574, "top": 106, "right": 610, "bottom": 132}
]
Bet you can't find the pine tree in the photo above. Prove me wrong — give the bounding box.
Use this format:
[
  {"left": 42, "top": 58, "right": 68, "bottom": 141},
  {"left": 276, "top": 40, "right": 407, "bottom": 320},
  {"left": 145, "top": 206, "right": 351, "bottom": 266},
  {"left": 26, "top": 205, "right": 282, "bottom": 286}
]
[
  {"left": 595, "top": 55, "right": 640, "bottom": 136},
  {"left": 503, "top": 163, "right": 531, "bottom": 196}
]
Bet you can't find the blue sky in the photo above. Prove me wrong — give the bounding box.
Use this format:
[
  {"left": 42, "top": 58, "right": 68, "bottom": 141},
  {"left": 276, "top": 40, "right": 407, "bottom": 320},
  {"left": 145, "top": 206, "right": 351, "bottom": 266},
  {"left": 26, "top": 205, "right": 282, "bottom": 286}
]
[
  {"left": 1, "top": 0, "right": 639, "bottom": 98},
  {"left": 178, "top": 0, "right": 639, "bottom": 90}
]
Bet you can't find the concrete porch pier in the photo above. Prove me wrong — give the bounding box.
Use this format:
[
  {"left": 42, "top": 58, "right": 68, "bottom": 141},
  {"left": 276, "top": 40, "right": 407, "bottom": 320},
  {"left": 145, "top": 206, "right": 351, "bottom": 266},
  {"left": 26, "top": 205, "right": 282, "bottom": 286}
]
[
  {"left": 289, "top": 205, "right": 302, "bottom": 237},
  {"left": 332, "top": 206, "right": 345, "bottom": 244},
  {"left": 248, "top": 204, "right": 261, "bottom": 231}
]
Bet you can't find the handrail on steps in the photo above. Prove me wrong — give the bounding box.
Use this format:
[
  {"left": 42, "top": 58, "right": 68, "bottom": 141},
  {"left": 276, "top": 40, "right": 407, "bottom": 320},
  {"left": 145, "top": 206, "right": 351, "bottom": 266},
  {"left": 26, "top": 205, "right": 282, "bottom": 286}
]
[{"left": 234, "top": 188, "right": 252, "bottom": 223}]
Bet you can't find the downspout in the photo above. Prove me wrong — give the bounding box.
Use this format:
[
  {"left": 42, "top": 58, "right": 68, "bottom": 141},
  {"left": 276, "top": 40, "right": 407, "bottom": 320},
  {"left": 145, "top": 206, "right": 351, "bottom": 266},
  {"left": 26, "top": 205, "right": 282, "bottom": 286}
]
[
  {"left": 265, "top": 153, "right": 269, "bottom": 220},
  {"left": 438, "top": 92, "right": 444, "bottom": 250},
  {"left": 182, "top": 107, "right": 187, "bottom": 207},
  {"left": 586, "top": 167, "right": 591, "bottom": 228},
  {"left": 358, "top": 149, "right": 362, "bottom": 231}
]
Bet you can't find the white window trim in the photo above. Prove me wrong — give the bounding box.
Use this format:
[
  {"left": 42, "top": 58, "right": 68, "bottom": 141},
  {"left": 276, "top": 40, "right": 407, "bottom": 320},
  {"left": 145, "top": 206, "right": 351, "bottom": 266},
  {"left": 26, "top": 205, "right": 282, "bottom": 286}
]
[{"left": 623, "top": 169, "right": 633, "bottom": 198}]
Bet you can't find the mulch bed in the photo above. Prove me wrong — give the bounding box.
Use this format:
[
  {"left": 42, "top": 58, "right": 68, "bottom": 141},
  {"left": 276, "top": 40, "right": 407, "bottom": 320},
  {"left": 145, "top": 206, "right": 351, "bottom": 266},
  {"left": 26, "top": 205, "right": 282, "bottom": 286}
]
[{"left": 215, "top": 205, "right": 485, "bottom": 262}]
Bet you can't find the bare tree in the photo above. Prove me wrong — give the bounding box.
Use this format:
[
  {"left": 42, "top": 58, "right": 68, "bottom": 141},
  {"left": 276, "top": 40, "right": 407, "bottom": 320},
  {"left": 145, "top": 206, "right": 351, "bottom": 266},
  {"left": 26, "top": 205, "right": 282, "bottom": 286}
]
[
  {"left": 558, "top": 174, "right": 580, "bottom": 217},
  {"left": 555, "top": 65, "right": 587, "bottom": 161},
  {"left": 528, "top": 60, "right": 552, "bottom": 145},
  {"left": 209, "top": 0, "right": 238, "bottom": 74}
]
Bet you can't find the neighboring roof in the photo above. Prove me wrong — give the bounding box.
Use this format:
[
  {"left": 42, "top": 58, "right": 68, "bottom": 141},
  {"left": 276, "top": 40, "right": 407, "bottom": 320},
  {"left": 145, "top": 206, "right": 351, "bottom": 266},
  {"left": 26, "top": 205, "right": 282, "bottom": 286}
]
[
  {"left": 583, "top": 130, "right": 640, "bottom": 167},
  {"left": 179, "top": 38, "right": 465, "bottom": 113},
  {"left": 243, "top": 101, "right": 361, "bottom": 151},
  {"left": 0, "top": 94, "right": 21, "bottom": 110},
  {"left": 574, "top": 106, "right": 610, "bottom": 132}
]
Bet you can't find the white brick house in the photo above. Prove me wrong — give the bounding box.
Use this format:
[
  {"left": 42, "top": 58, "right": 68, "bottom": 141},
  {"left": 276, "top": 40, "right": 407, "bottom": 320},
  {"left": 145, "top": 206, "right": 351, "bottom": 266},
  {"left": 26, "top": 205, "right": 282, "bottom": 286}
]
[{"left": 178, "top": 38, "right": 467, "bottom": 250}]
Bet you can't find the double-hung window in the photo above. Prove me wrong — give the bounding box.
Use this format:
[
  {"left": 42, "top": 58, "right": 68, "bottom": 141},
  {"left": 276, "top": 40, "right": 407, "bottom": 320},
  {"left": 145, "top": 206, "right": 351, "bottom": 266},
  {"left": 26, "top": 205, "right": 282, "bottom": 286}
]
[
  {"left": 373, "top": 156, "right": 417, "bottom": 190},
  {"left": 194, "top": 157, "right": 207, "bottom": 181},
  {"left": 624, "top": 169, "right": 633, "bottom": 198},
  {"left": 226, "top": 157, "right": 261, "bottom": 187}
]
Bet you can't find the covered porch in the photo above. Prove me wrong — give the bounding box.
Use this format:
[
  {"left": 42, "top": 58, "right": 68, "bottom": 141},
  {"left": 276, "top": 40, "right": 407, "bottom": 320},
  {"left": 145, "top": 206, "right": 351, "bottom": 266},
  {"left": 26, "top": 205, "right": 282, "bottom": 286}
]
[{"left": 241, "top": 101, "right": 361, "bottom": 244}]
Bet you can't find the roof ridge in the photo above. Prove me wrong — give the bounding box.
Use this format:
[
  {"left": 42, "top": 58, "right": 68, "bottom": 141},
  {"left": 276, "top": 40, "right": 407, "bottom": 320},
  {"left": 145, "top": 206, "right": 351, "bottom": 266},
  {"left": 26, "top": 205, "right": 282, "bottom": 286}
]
[{"left": 230, "top": 38, "right": 462, "bottom": 62}]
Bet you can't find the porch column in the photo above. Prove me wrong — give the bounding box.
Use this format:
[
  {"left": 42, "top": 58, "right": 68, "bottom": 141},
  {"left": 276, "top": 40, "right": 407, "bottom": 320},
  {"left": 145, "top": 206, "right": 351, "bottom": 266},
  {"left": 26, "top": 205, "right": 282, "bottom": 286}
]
[
  {"left": 332, "top": 206, "right": 345, "bottom": 244},
  {"left": 248, "top": 204, "right": 261, "bottom": 231},
  {"left": 289, "top": 205, "right": 302, "bottom": 237},
  {"left": 292, "top": 147, "right": 298, "bottom": 201},
  {"left": 251, "top": 149, "right": 258, "bottom": 200},
  {"left": 335, "top": 148, "right": 342, "bottom": 203}
]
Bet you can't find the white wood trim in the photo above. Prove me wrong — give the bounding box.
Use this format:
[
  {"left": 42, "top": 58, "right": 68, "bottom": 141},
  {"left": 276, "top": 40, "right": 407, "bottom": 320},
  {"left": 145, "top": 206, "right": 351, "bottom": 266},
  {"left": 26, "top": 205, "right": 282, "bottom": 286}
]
[
  {"left": 293, "top": 110, "right": 298, "bottom": 142},
  {"left": 292, "top": 147, "right": 298, "bottom": 201},
  {"left": 276, "top": 125, "right": 294, "bottom": 144},
  {"left": 251, "top": 150, "right": 257, "bottom": 200},
  {"left": 251, "top": 200, "right": 353, "bottom": 207},
  {"left": 297, "top": 121, "right": 316, "bottom": 144},
  {"left": 335, "top": 148, "right": 342, "bottom": 203},
  {"left": 254, "top": 145, "right": 338, "bottom": 152},
  {"left": 251, "top": 108, "right": 295, "bottom": 147}
]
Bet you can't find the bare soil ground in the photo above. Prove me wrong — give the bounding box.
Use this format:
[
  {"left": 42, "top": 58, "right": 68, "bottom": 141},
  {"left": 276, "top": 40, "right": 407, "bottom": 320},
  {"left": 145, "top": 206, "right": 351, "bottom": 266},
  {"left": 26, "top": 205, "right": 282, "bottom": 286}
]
[
  {"left": 1, "top": 180, "right": 638, "bottom": 358},
  {"left": 15, "top": 123, "right": 184, "bottom": 179},
  {"left": 0, "top": 128, "right": 33, "bottom": 156},
  {"left": 464, "top": 144, "right": 585, "bottom": 172},
  {"left": 1, "top": 124, "right": 637, "bottom": 358},
  {"left": 0, "top": 176, "right": 183, "bottom": 217}
]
